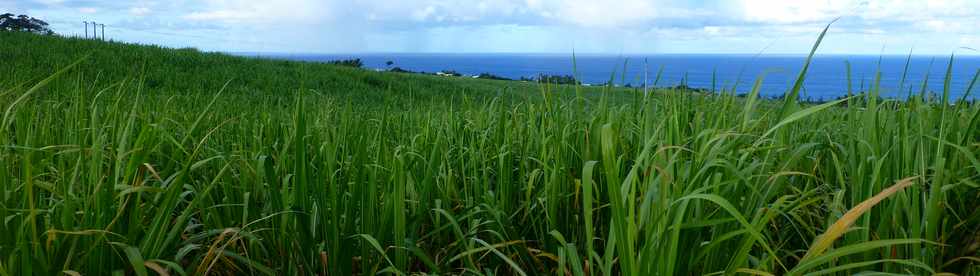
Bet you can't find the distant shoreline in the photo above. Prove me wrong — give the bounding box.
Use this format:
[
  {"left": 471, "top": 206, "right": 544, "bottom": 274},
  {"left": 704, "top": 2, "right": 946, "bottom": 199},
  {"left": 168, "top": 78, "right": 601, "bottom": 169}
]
[{"left": 236, "top": 52, "right": 979, "bottom": 103}]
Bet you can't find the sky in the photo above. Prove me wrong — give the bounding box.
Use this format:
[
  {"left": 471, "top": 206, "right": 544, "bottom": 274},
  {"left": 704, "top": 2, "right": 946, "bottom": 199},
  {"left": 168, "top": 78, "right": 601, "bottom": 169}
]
[{"left": 2, "top": 0, "right": 978, "bottom": 55}]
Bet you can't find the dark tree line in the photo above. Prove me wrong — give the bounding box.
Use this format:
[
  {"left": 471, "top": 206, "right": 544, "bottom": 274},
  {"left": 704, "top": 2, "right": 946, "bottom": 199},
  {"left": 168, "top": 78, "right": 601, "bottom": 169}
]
[
  {"left": 327, "top": 58, "right": 363, "bottom": 68},
  {"left": 521, "top": 74, "right": 580, "bottom": 85},
  {"left": 476, "top": 73, "right": 511, "bottom": 81},
  {"left": 0, "top": 13, "right": 53, "bottom": 35}
]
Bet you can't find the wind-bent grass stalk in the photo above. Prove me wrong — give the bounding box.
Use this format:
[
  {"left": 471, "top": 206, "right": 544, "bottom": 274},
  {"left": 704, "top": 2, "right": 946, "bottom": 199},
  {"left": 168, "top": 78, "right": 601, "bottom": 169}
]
[{"left": 0, "top": 22, "right": 978, "bottom": 275}]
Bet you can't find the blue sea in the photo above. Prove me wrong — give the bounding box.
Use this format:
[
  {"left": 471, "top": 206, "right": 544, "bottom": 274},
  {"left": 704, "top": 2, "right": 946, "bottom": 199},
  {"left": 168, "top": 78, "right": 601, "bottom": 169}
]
[{"left": 238, "top": 53, "right": 980, "bottom": 101}]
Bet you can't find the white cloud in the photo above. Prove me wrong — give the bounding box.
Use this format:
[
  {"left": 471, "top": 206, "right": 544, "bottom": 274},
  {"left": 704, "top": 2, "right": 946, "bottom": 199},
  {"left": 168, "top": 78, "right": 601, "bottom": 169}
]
[
  {"left": 917, "top": 19, "right": 974, "bottom": 34},
  {"left": 959, "top": 36, "right": 980, "bottom": 50},
  {"left": 9, "top": 0, "right": 978, "bottom": 54},
  {"left": 359, "top": 0, "right": 526, "bottom": 24},
  {"left": 411, "top": 6, "right": 438, "bottom": 21},
  {"left": 184, "top": 0, "right": 333, "bottom": 23},
  {"left": 738, "top": 0, "right": 979, "bottom": 29},
  {"left": 701, "top": 26, "right": 745, "bottom": 37},
  {"left": 703, "top": 26, "right": 721, "bottom": 35},
  {"left": 355, "top": 0, "right": 661, "bottom": 27},
  {"left": 529, "top": 0, "right": 657, "bottom": 27},
  {"left": 130, "top": 7, "right": 151, "bottom": 16},
  {"left": 739, "top": 0, "right": 856, "bottom": 24},
  {"left": 859, "top": 0, "right": 977, "bottom": 21},
  {"left": 184, "top": 10, "right": 257, "bottom": 21},
  {"left": 35, "top": 0, "right": 67, "bottom": 5}
]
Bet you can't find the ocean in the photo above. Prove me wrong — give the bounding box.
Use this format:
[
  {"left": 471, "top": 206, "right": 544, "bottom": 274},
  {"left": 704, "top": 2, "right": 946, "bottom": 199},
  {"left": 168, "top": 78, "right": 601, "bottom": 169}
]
[{"left": 237, "top": 53, "right": 980, "bottom": 101}]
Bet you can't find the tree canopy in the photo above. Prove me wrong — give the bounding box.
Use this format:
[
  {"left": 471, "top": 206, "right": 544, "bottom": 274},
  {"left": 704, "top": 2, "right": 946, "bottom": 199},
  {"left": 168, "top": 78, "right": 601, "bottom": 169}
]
[
  {"left": 327, "top": 58, "right": 363, "bottom": 68},
  {"left": 0, "top": 13, "right": 53, "bottom": 35}
]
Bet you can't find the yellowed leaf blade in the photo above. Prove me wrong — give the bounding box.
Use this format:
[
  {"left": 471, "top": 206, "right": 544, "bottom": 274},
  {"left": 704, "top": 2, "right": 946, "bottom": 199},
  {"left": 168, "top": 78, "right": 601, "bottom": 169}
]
[{"left": 801, "top": 176, "right": 918, "bottom": 261}]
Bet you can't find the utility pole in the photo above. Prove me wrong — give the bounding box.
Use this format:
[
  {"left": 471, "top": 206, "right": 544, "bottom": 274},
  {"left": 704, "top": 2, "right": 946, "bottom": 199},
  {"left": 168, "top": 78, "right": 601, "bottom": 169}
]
[
  {"left": 83, "top": 21, "right": 88, "bottom": 38},
  {"left": 100, "top": 24, "right": 105, "bottom": 41}
]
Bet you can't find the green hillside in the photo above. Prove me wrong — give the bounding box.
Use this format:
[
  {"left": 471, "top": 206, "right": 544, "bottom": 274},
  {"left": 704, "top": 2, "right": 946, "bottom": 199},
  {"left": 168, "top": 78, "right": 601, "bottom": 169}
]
[
  {"left": 1, "top": 31, "right": 978, "bottom": 275},
  {"left": 0, "top": 31, "right": 570, "bottom": 103}
]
